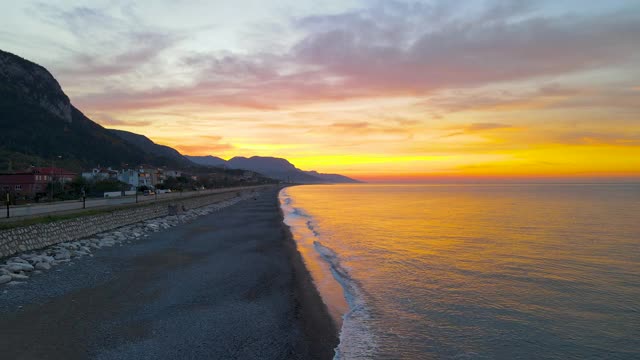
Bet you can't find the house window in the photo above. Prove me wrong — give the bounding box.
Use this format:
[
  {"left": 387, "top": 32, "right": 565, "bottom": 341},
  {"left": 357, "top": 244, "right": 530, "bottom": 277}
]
[{"left": 15, "top": 185, "right": 22, "bottom": 191}]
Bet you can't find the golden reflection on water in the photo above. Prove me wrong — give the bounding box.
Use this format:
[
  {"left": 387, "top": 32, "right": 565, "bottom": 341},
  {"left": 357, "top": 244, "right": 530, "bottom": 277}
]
[{"left": 281, "top": 183, "right": 640, "bottom": 359}]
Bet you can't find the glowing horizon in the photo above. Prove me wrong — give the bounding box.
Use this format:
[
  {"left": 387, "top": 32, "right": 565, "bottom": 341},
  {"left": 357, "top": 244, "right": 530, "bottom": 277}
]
[{"left": 2, "top": 0, "right": 639, "bottom": 181}]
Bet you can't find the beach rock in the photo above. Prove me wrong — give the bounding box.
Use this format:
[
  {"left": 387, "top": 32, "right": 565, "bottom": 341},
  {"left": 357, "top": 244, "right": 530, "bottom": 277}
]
[
  {"left": 0, "top": 274, "right": 12, "bottom": 284},
  {"left": 35, "top": 262, "right": 51, "bottom": 270},
  {"left": 54, "top": 251, "right": 71, "bottom": 260},
  {"left": 6, "top": 263, "right": 35, "bottom": 272},
  {"left": 99, "top": 240, "right": 115, "bottom": 247},
  {"left": 10, "top": 272, "right": 29, "bottom": 280},
  {"left": 20, "top": 253, "right": 37, "bottom": 260},
  {"left": 8, "top": 257, "right": 29, "bottom": 264}
]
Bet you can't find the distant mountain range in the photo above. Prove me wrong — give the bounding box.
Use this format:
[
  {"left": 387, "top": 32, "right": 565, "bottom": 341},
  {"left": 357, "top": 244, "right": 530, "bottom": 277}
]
[
  {"left": 185, "top": 155, "right": 226, "bottom": 167},
  {"left": 186, "top": 155, "right": 360, "bottom": 183},
  {"left": 0, "top": 49, "right": 359, "bottom": 183}
]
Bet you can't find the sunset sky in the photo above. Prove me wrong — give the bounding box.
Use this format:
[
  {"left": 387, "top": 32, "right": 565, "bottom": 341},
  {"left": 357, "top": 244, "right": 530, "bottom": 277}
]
[{"left": 1, "top": 0, "right": 639, "bottom": 181}]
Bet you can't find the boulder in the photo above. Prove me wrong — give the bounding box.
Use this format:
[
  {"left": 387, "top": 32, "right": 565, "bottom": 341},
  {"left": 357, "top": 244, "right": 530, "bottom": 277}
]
[
  {"left": 99, "top": 240, "right": 115, "bottom": 247},
  {"left": 35, "top": 262, "right": 51, "bottom": 270},
  {"left": 54, "top": 251, "right": 71, "bottom": 260},
  {"left": 8, "top": 257, "right": 29, "bottom": 264},
  {"left": 10, "top": 272, "right": 29, "bottom": 280},
  {"left": 0, "top": 274, "right": 12, "bottom": 284},
  {"left": 6, "top": 262, "right": 35, "bottom": 272}
]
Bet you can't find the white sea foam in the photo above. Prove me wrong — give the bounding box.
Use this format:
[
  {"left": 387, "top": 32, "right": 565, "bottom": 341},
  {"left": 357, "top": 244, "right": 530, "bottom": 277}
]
[
  {"left": 279, "top": 189, "right": 376, "bottom": 359},
  {"left": 313, "top": 241, "right": 377, "bottom": 360}
]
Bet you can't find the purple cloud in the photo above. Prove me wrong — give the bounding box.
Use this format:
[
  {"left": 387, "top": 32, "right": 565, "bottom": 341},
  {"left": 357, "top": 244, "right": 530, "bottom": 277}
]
[{"left": 48, "top": 0, "right": 640, "bottom": 113}]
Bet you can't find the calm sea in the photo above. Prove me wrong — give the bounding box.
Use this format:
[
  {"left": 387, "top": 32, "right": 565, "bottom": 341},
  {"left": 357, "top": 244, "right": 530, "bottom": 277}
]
[{"left": 279, "top": 184, "right": 640, "bottom": 359}]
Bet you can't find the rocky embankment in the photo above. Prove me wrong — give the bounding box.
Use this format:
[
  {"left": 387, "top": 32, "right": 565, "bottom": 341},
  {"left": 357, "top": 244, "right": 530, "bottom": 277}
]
[{"left": 0, "top": 192, "right": 259, "bottom": 287}]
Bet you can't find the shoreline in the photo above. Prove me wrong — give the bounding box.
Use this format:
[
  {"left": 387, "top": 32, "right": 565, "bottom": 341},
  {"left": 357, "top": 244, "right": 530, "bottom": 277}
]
[
  {"left": 278, "top": 186, "right": 340, "bottom": 359},
  {"left": 0, "top": 185, "right": 339, "bottom": 359}
]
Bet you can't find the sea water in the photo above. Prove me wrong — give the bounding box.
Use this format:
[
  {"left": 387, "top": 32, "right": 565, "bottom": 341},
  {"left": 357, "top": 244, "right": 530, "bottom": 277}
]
[{"left": 279, "top": 184, "right": 640, "bottom": 359}]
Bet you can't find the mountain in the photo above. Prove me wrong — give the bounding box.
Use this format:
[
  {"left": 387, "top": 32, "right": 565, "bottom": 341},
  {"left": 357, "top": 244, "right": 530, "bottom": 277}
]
[
  {"left": 227, "top": 156, "right": 321, "bottom": 183},
  {"left": 186, "top": 155, "right": 360, "bottom": 183},
  {"left": 109, "top": 129, "right": 192, "bottom": 166},
  {"left": 184, "top": 155, "right": 226, "bottom": 167},
  {"left": 0, "top": 49, "right": 186, "bottom": 170},
  {"left": 304, "top": 170, "right": 360, "bottom": 183}
]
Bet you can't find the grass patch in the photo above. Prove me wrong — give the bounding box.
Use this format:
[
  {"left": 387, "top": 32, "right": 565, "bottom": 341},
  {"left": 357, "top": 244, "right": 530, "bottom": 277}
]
[{"left": 0, "top": 207, "right": 128, "bottom": 230}]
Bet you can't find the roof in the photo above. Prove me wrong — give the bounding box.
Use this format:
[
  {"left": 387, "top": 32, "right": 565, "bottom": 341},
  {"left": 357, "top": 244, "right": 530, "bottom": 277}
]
[{"left": 31, "top": 167, "right": 77, "bottom": 175}]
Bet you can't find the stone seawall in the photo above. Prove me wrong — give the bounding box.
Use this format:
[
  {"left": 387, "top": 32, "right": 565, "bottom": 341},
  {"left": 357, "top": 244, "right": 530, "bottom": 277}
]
[{"left": 0, "top": 189, "right": 252, "bottom": 259}]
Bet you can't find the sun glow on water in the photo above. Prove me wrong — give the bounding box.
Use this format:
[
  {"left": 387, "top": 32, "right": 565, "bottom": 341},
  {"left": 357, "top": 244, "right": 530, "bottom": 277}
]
[{"left": 282, "top": 183, "right": 640, "bottom": 359}]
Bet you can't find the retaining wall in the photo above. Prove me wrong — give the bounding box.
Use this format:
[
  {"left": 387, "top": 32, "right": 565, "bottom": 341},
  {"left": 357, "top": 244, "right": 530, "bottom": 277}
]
[{"left": 0, "top": 189, "right": 248, "bottom": 259}]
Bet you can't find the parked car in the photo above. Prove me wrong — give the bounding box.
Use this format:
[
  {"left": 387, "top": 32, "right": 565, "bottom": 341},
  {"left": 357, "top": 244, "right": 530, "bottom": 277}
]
[{"left": 143, "top": 190, "right": 156, "bottom": 196}]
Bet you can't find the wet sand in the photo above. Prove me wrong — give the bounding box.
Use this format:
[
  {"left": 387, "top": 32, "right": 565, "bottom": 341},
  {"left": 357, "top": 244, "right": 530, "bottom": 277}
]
[{"left": 0, "top": 186, "right": 338, "bottom": 359}]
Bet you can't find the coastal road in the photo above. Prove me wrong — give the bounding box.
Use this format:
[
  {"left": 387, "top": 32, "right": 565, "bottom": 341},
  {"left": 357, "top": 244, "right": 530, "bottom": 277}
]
[
  {"left": 4, "top": 186, "right": 264, "bottom": 218},
  {"left": 0, "top": 187, "right": 337, "bottom": 359}
]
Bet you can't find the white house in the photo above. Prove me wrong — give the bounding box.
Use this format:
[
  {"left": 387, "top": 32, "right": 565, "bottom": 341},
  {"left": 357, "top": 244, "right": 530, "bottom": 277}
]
[
  {"left": 117, "top": 169, "right": 139, "bottom": 190},
  {"left": 81, "top": 168, "right": 118, "bottom": 181}
]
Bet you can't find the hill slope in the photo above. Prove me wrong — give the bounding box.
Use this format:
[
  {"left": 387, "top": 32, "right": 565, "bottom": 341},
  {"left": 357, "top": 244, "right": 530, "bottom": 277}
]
[
  {"left": 0, "top": 49, "right": 183, "bottom": 170},
  {"left": 109, "top": 129, "right": 192, "bottom": 167}
]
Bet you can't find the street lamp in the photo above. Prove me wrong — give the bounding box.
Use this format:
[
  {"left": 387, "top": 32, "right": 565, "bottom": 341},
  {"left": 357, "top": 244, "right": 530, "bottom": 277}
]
[{"left": 57, "top": 156, "right": 63, "bottom": 198}]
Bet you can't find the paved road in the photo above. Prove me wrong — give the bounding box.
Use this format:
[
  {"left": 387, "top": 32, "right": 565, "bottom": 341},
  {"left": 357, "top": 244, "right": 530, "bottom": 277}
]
[
  {"left": 0, "top": 187, "right": 337, "bottom": 359},
  {"left": 4, "top": 186, "right": 264, "bottom": 218}
]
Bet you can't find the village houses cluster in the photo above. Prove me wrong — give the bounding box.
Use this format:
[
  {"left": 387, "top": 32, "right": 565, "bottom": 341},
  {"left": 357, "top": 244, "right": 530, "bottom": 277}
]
[
  {"left": 80, "top": 166, "right": 183, "bottom": 190},
  {"left": 0, "top": 166, "right": 186, "bottom": 200}
]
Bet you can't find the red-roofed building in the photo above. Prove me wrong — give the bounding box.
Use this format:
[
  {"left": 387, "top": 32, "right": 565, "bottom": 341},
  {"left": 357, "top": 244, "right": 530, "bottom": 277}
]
[{"left": 0, "top": 167, "right": 76, "bottom": 199}]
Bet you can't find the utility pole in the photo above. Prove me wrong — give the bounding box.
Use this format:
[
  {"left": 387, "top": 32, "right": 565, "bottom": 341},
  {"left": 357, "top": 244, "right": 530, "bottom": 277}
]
[
  {"left": 82, "top": 188, "right": 86, "bottom": 209},
  {"left": 49, "top": 158, "right": 54, "bottom": 201},
  {"left": 5, "top": 193, "right": 9, "bottom": 218}
]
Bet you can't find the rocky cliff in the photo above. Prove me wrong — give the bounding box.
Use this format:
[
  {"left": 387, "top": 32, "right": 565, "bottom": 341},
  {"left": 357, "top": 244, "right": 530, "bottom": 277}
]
[{"left": 0, "top": 50, "right": 72, "bottom": 123}]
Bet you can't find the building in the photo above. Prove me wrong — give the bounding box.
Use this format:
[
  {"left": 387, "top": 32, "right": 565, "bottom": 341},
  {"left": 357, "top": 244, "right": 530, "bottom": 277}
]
[
  {"left": 117, "top": 169, "right": 139, "bottom": 190},
  {"left": 137, "top": 167, "right": 165, "bottom": 188},
  {"left": 0, "top": 167, "right": 76, "bottom": 199},
  {"left": 33, "top": 167, "right": 76, "bottom": 183},
  {"left": 138, "top": 168, "right": 155, "bottom": 188},
  {"left": 81, "top": 168, "right": 118, "bottom": 181},
  {"left": 138, "top": 170, "right": 152, "bottom": 188},
  {"left": 164, "top": 170, "right": 182, "bottom": 178}
]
